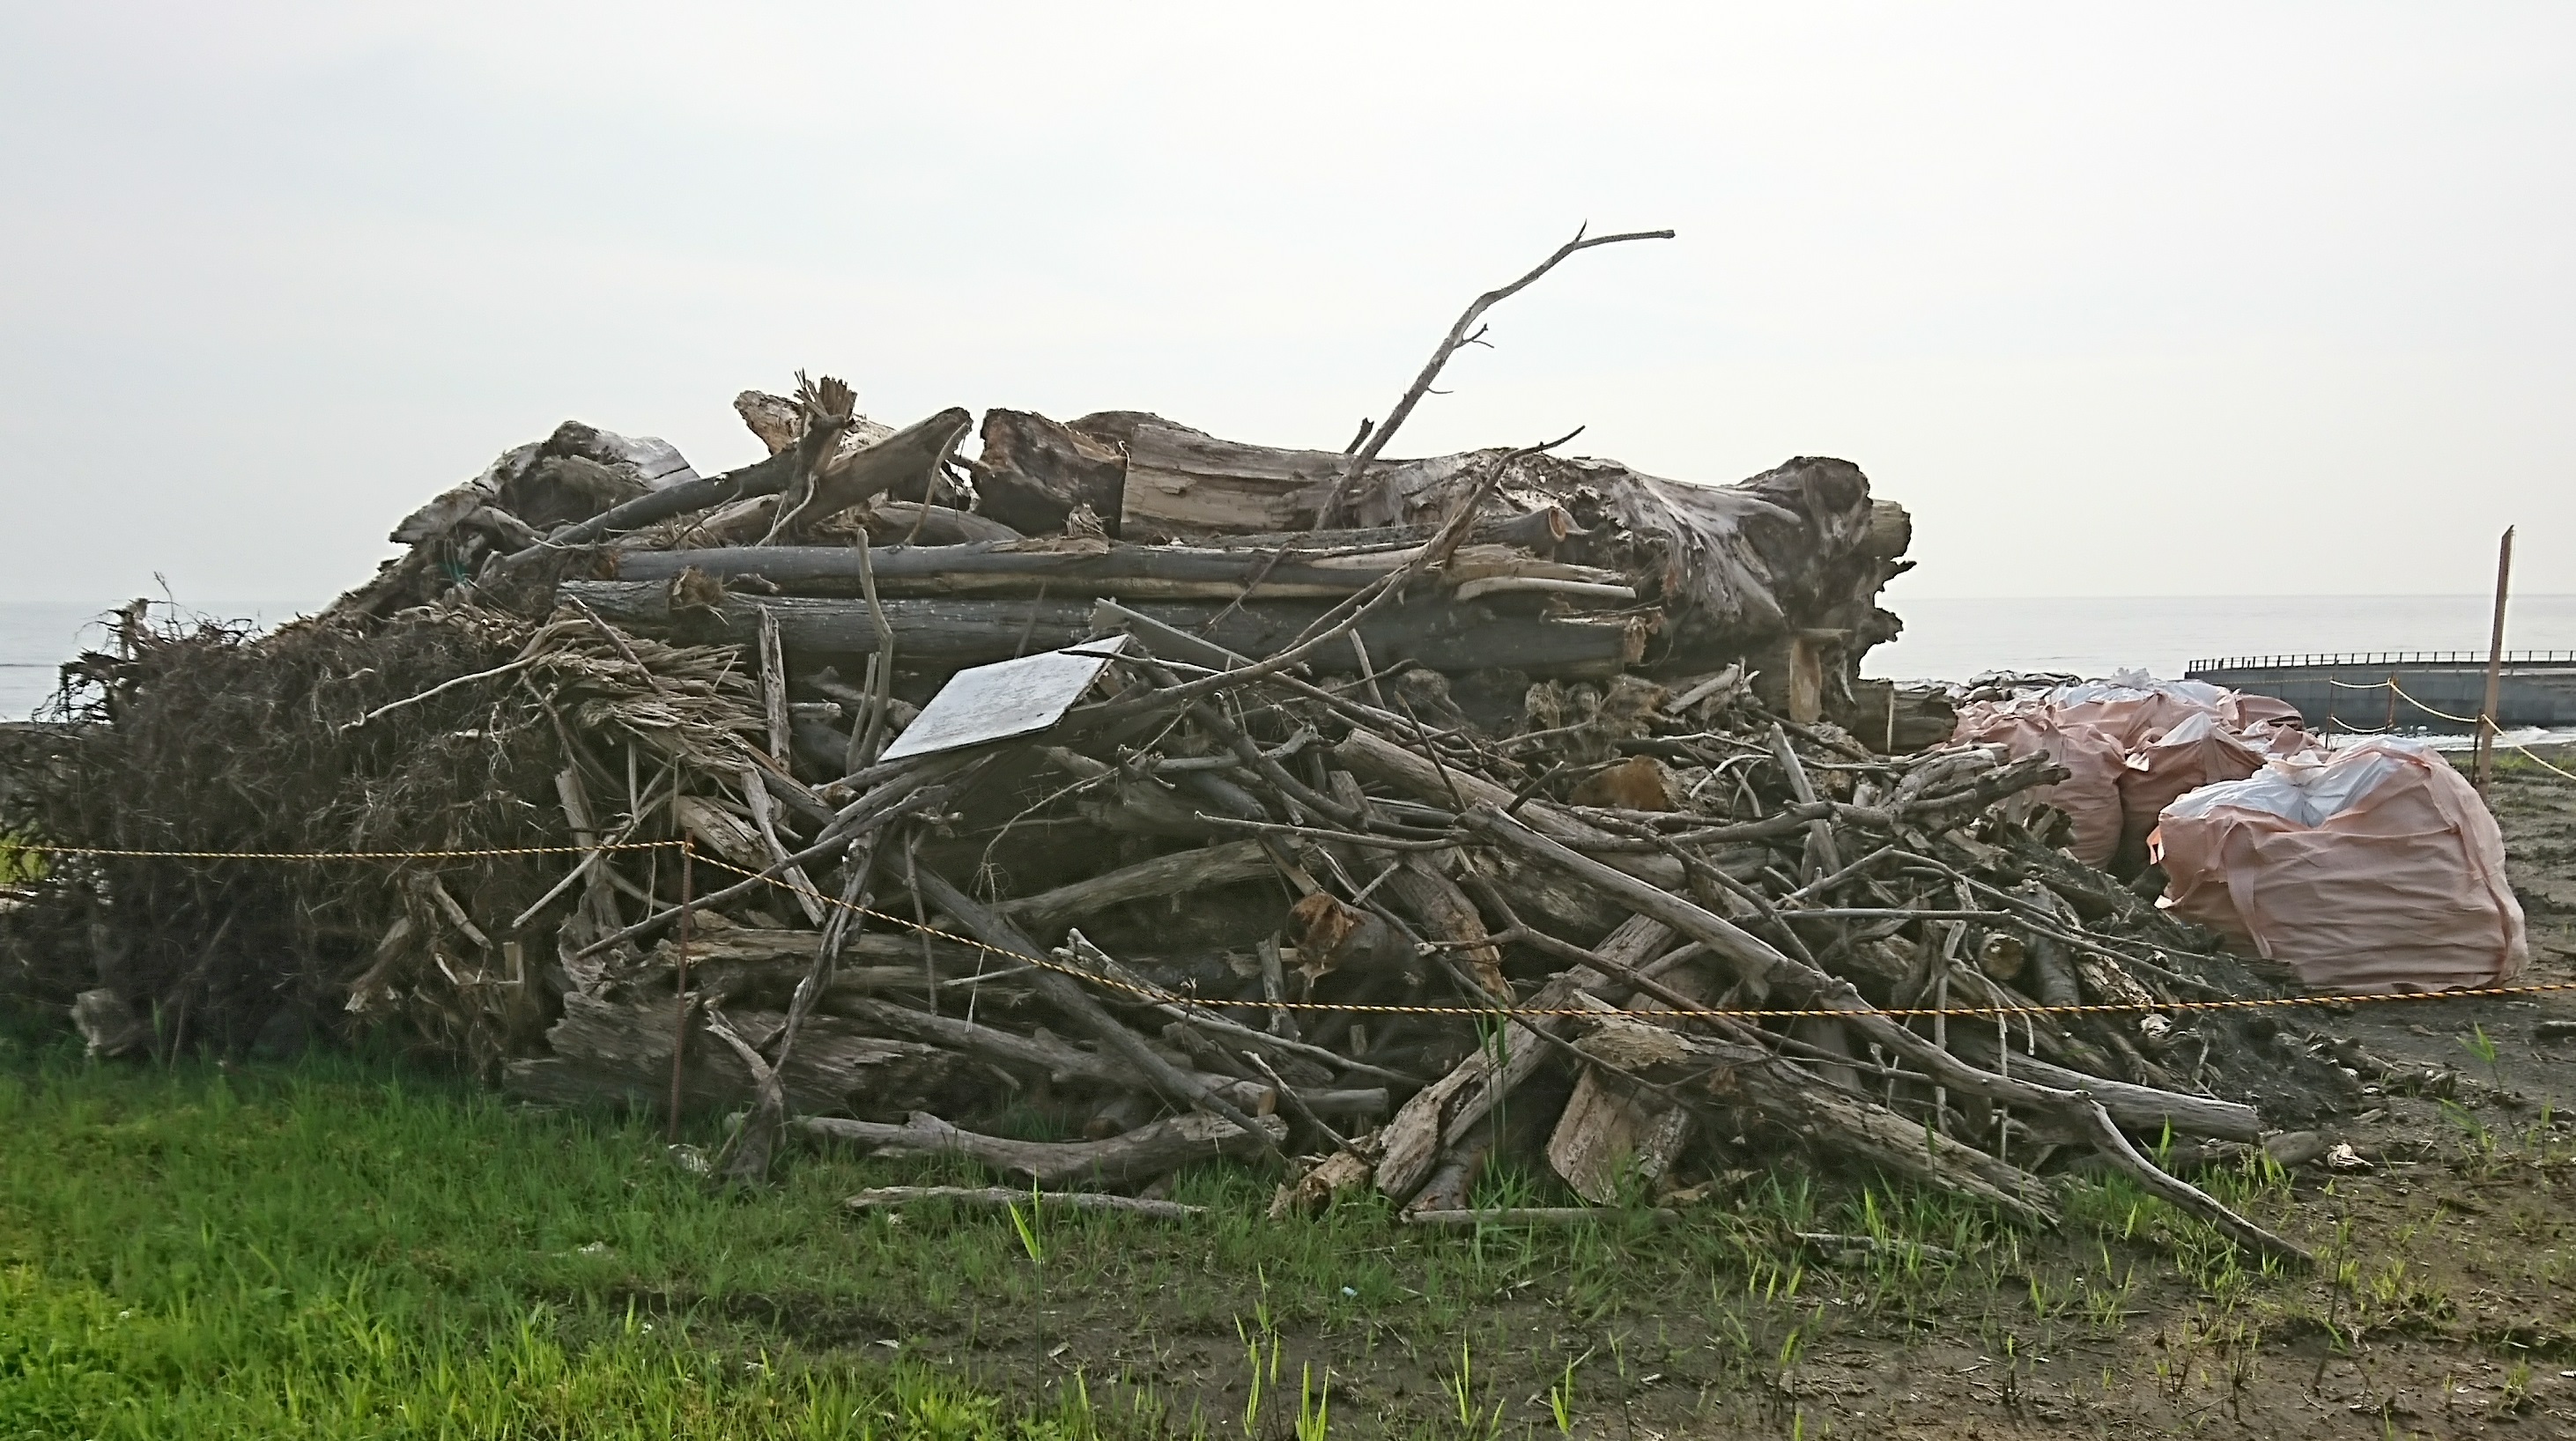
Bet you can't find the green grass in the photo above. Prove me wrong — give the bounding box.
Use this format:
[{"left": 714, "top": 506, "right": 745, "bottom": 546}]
[
  {"left": 0, "top": 833, "right": 43, "bottom": 886},
  {"left": 0, "top": 1031, "right": 1110, "bottom": 1438},
  {"left": 0, "top": 1023, "right": 2039, "bottom": 1437},
  {"left": 16, "top": 1017, "right": 2537, "bottom": 1437}
]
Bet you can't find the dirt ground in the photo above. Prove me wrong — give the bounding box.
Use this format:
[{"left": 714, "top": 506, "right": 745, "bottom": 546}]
[{"left": 802, "top": 751, "right": 2576, "bottom": 1439}]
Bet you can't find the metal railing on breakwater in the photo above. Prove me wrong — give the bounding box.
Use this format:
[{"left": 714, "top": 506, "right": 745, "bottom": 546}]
[{"left": 2187, "top": 650, "right": 2576, "bottom": 674}]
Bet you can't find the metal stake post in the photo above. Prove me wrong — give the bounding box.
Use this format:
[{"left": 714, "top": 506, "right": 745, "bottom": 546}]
[
  {"left": 2476, "top": 528, "right": 2515, "bottom": 794},
  {"left": 666, "top": 836, "right": 694, "bottom": 1142}
]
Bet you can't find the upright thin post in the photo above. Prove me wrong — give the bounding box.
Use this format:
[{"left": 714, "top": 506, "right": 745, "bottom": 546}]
[
  {"left": 666, "top": 837, "right": 695, "bottom": 1142},
  {"left": 2476, "top": 526, "right": 2515, "bottom": 794}
]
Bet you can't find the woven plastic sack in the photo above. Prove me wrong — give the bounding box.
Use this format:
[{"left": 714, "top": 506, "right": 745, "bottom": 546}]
[
  {"left": 2219, "top": 691, "right": 2306, "bottom": 734},
  {"left": 2048, "top": 673, "right": 2227, "bottom": 748},
  {"left": 2116, "top": 711, "right": 2266, "bottom": 861},
  {"left": 1954, "top": 707, "right": 2128, "bottom": 864},
  {"left": 2151, "top": 738, "right": 2526, "bottom": 992}
]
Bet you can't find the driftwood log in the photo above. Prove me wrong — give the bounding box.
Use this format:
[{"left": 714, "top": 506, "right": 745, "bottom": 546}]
[
  {"left": 798, "top": 1110, "right": 1289, "bottom": 1188},
  {"left": 561, "top": 581, "right": 1656, "bottom": 677}
]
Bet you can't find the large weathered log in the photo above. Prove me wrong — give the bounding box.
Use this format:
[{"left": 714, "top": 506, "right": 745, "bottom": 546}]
[
  {"left": 612, "top": 538, "right": 1625, "bottom": 601},
  {"left": 1086, "top": 425, "right": 1904, "bottom": 659},
  {"left": 796, "top": 1109, "right": 1287, "bottom": 1188},
  {"left": 1064, "top": 412, "right": 1477, "bottom": 538},
  {"left": 1190, "top": 507, "right": 1579, "bottom": 555},
  {"left": 611, "top": 542, "right": 1410, "bottom": 600},
  {"left": 561, "top": 581, "right": 1656, "bottom": 677},
  {"left": 972, "top": 410, "right": 1130, "bottom": 537}
]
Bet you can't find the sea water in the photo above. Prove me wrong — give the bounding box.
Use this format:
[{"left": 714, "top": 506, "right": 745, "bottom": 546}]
[
  {"left": 7, "top": 594, "right": 2576, "bottom": 721},
  {"left": 0, "top": 600, "right": 321, "bottom": 719},
  {"left": 1867, "top": 594, "right": 2576, "bottom": 683}
]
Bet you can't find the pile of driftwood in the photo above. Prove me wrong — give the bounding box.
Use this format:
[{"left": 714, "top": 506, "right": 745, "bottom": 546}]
[
  {"left": 4, "top": 379, "right": 2343, "bottom": 1256},
  {"left": 0, "top": 236, "right": 2350, "bottom": 1249}
]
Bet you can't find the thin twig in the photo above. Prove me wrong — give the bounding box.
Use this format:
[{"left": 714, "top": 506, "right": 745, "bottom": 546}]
[{"left": 338, "top": 655, "right": 538, "bottom": 731}]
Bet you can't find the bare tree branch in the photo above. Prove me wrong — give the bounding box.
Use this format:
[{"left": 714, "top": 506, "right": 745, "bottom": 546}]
[{"left": 1314, "top": 224, "right": 1673, "bottom": 528}]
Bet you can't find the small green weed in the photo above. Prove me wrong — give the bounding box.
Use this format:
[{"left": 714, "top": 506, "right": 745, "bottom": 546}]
[{"left": 1007, "top": 1184, "right": 1047, "bottom": 1266}]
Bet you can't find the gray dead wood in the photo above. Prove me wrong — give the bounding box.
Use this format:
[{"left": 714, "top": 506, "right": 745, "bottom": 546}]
[
  {"left": 998, "top": 839, "right": 1277, "bottom": 935},
  {"left": 1381, "top": 858, "right": 1507, "bottom": 999},
  {"left": 910, "top": 868, "right": 1285, "bottom": 1161},
  {"left": 1371, "top": 917, "right": 1673, "bottom": 1202},
  {"left": 1794, "top": 1232, "right": 1962, "bottom": 1265},
  {"left": 1549, "top": 961, "right": 1723, "bottom": 1204},
  {"left": 1336, "top": 729, "right": 1721, "bottom": 890},
  {"left": 1561, "top": 998, "right": 2055, "bottom": 1226},
  {"left": 2069, "top": 1097, "right": 2312, "bottom": 1266},
  {"left": 503, "top": 993, "right": 959, "bottom": 1117},
  {"left": 843, "top": 1186, "right": 1204, "bottom": 1220},
  {"left": 559, "top": 582, "right": 1654, "bottom": 679},
  {"left": 1464, "top": 804, "right": 2258, "bottom": 1142},
  {"left": 796, "top": 1110, "right": 1286, "bottom": 1190},
  {"left": 1404, "top": 1208, "right": 1680, "bottom": 1227},
  {"left": 864, "top": 501, "right": 1025, "bottom": 546},
  {"left": 768, "top": 407, "right": 973, "bottom": 542},
  {"left": 610, "top": 542, "right": 1464, "bottom": 600},
  {"left": 840, "top": 998, "right": 1378, "bottom": 1115},
  {"left": 971, "top": 409, "right": 1131, "bottom": 537},
  {"left": 496, "top": 448, "right": 798, "bottom": 566},
  {"left": 1049, "top": 931, "right": 1412, "bottom": 1089}
]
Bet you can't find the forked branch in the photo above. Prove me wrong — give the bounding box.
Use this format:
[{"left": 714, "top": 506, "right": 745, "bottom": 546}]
[{"left": 1314, "top": 224, "right": 1673, "bottom": 527}]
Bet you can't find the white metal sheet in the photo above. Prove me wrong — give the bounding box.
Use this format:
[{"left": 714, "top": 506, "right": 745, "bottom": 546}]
[{"left": 875, "top": 638, "right": 1129, "bottom": 762}]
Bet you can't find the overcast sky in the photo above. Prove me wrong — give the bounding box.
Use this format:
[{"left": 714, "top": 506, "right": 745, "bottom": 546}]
[{"left": 3, "top": 3, "right": 2569, "bottom": 607}]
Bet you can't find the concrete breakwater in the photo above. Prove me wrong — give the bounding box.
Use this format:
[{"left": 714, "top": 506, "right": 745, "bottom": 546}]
[{"left": 2186, "top": 652, "right": 2576, "bottom": 732}]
